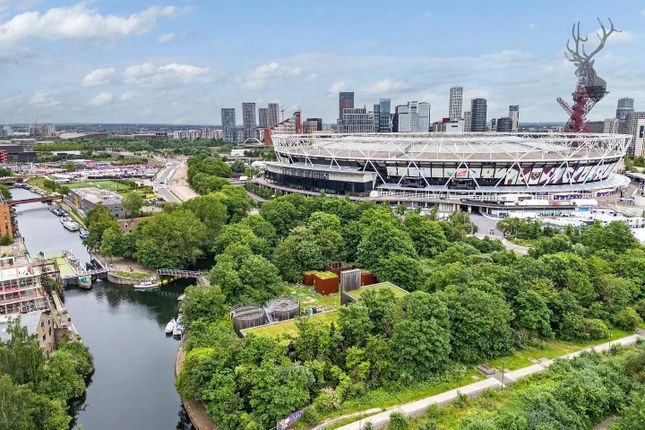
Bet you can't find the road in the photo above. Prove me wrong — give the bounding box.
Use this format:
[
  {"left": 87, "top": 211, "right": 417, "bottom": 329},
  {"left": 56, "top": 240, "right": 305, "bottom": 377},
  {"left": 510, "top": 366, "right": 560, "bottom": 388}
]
[
  {"left": 325, "top": 333, "right": 641, "bottom": 430},
  {"left": 153, "top": 159, "right": 198, "bottom": 203},
  {"left": 470, "top": 213, "right": 529, "bottom": 254}
]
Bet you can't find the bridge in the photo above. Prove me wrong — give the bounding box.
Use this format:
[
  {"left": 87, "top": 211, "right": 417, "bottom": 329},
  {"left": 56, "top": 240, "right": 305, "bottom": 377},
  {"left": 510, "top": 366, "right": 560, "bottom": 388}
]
[
  {"left": 9, "top": 195, "right": 63, "bottom": 206},
  {"left": 0, "top": 176, "right": 27, "bottom": 184},
  {"left": 157, "top": 268, "right": 203, "bottom": 278}
]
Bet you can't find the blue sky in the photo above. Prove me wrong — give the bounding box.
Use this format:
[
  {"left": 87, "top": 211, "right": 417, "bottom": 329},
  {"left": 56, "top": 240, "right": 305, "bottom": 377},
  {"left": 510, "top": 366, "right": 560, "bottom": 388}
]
[{"left": 0, "top": 0, "right": 644, "bottom": 125}]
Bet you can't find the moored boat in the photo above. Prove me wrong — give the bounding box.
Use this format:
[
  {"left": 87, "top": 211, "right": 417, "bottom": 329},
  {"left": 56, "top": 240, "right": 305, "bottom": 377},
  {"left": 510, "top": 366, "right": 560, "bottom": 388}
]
[
  {"left": 62, "top": 220, "right": 80, "bottom": 231},
  {"left": 165, "top": 318, "right": 176, "bottom": 335},
  {"left": 172, "top": 323, "right": 184, "bottom": 338},
  {"left": 133, "top": 279, "right": 159, "bottom": 291}
]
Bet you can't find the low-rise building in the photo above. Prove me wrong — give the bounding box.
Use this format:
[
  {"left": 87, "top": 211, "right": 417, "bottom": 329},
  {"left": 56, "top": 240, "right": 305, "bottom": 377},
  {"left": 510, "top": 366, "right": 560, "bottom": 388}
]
[
  {"left": 0, "top": 196, "right": 12, "bottom": 240},
  {"left": 0, "top": 310, "right": 56, "bottom": 357},
  {"left": 0, "top": 256, "right": 51, "bottom": 315},
  {"left": 67, "top": 187, "right": 128, "bottom": 218}
]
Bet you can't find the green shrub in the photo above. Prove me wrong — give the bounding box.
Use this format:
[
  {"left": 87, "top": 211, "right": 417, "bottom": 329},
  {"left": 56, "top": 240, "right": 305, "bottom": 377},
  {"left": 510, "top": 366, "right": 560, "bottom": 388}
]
[
  {"left": 389, "top": 412, "right": 409, "bottom": 430},
  {"left": 613, "top": 307, "right": 642, "bottom": 331}
]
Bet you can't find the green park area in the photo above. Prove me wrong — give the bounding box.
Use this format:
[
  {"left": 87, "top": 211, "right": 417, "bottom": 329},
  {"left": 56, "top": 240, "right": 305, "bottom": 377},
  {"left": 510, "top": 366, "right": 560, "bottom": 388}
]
[
  {"left": 346, "top": 281, "right": 409, "bottom": 300},
  {"left": 242, "top": 311, "right": 339, "bottom": 339},
  {"left": 112, "top": 270, "right": 149, "bottom": 280},
  {"left": 65, "top": 180, "right": 134, "bottom": 192}
]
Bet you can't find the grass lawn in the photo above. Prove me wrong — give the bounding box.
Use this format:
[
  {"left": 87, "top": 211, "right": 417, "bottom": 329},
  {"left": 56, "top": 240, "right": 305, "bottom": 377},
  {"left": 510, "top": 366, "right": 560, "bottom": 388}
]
[
  {"left": 347, "top": 282, "right": 409, "bottom": 300},
  {"left": 51, "top": 255, "right": 76, "bottom": 278},
  {"left": 26, "top": 177, "right": 49, "bottom": 190},
  {"left": 242, "top": 311, "right": 338, "bottom": 339},
  {"left": 286, "top": 284, "right": 340, "bottom": 311},
  {"left": 66, "top": 180, "right": 133, "bottom": 192},
  {"left": 486, "top": 328, "right": 632, "bottom": 371},
  {"left": 113, "top": 271, "right": 149, "bottom": 280}
]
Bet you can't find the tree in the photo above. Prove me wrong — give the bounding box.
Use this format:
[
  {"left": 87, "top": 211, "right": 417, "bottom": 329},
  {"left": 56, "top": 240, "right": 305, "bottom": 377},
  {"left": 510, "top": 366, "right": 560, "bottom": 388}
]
[
  {"left": 0, "top": 375, "right": 71, "bottom": 430},
  {"left": 84, "top": 205, "right": 119, "bottom": 251},
  {"left": 357, "top": 219, "right": 417, "bottom": 271},
  {"left": 190, "top": 172, "right": 228, "bottom": 194},
  {"left": 213, "top": 223, "right": 269, "bottom": 257},
  {"left": 272, "top": 227, "right": 325, "bottom": 283},
  {"left": 122, "top": 191, "right": 143, "bottom": 214},
  {"left": 216, "top": 185, "right": 253, "bottom": 222},
  {"left": 100, "top": 226, "right": 125, "bottom": 258},
  {"left": 373, "top": 253, "right": 423, "bottom": 291},
  {"left": 260, "top": 198, "right": 300, "bottom": 237},
  {"left": 0, "top": 184, "right": 11, "bottom": 200},
  {"left": 403, "top": 213, "right": 447, "bottom": 257},
  {"left": 359, "top": 288, "right": 401, "bottom": 335},
  {"left": 515, "top": 289, "right": 554, "bottom": 337},
  {"left": 580, "top": 221, "right": 638, "bottom": 254},
  {"left": 390, "top": 318, "right": 451, "bottom": 379},
  {"left": 231, "top": 159, "right": 246, "bottom": 173},
  {"left": 401, "top": 291, "right": 450, "bottom": 329},
  {"left": 338, "top": 303, "right": 373, "bottom": 347},
  {"left": 248, "top": 363, "right": 314, "bottom": 428},
  {"left": 36, "top": 350, "right": 86, "bottom": 403},
  {"left": 447, "top": 287, "right": 514, "bottom": 363},
  {"left": 181, "top": 194, "right": 228, "bottom": 238},
  {"left": 181, "top": 285, "right": 228, "bottom": 327},
  {"left": 612, "top": 307, "right": 642, "bottom": 331},
  {"left": 241, "top": 215, "right": 277, "bottom": 247},
  {"left": 1, "top": 234, "right": 11, "bottom": 245},
  {"left": 209, "top": 244, "right": 283, "bottom": 303},
  {"left": 134, "top": 210, "right": 208, "bottom": 268}
]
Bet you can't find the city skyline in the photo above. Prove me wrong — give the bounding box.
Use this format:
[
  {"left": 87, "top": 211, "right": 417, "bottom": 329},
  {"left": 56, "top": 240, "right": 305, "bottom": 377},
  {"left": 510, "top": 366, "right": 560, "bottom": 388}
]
[{"left": 0, "top": 1, "right": 645, "bottom": 124}]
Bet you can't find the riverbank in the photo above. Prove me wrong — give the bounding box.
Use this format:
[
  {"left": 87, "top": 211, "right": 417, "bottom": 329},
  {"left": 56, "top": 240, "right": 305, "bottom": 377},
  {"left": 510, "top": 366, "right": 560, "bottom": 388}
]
[{"left": 176, "top": 340, "right": 216, "bottom": 430}]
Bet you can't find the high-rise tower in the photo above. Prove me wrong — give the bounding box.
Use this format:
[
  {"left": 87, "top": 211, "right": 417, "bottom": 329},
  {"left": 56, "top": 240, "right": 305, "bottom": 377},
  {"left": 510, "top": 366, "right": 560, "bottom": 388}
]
[{"left": 449, "top": 87, "right": 463, "bottom": 121}]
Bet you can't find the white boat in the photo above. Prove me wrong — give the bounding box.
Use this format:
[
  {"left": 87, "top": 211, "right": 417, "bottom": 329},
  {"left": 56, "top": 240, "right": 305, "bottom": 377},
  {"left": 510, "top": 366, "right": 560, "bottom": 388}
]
[
  {"left": 172, "top": 323, "right": 184, "bottom": 338},
  {"left": 62, "top": 220, "right": 80, "bottom": 231},
  {"left": 133, "top": 280, "right": 159, "bottom": 291},
  {"left": 165, "top": 318, "right": 176, "bottom": 335}
]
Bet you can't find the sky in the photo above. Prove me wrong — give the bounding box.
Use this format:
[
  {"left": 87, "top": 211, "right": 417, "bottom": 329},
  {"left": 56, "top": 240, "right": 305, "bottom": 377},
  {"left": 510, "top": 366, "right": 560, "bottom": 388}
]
[{"left": 0, "top": 0, "right": 644, "bottom": 125}]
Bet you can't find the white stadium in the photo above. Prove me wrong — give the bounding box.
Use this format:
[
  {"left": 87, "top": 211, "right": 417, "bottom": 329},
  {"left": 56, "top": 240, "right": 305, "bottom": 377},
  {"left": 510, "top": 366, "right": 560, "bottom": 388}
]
[{"left": 257, "top": 132, "right": 633, "bottom": 215}]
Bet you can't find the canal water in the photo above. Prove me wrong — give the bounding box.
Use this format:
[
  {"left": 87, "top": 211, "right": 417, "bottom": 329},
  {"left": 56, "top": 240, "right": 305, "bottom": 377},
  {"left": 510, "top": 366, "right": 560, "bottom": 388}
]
[{"left": 11, "top": 187, "right": 193, "bottom": 430}]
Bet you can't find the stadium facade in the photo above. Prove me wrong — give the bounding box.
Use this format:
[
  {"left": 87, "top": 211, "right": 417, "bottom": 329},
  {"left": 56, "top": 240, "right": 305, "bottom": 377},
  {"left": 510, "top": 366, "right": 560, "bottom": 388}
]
[{"left": 258, "top": 132, "right": 632, "bottom": 214}]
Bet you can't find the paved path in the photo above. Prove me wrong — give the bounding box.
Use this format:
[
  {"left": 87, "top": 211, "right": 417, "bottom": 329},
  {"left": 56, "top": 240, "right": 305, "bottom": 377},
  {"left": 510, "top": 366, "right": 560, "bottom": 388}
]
[
  {"left": 470, "top": 213, "right": 529, "bottom": 254},
  {"left": 331, "top": 334, "right": 641, "bottom": 430}
]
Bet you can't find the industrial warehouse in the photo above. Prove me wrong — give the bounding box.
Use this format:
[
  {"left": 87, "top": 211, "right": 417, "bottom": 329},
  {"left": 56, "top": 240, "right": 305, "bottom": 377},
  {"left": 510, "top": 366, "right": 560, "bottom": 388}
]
[{"left": 259, "top": 132, "right": 633, "bottom": 215}]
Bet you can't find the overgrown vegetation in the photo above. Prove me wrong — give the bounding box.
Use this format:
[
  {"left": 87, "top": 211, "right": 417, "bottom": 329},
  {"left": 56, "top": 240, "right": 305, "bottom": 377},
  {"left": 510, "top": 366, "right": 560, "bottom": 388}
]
[
  {"left": 0, "top": 318, "right": 93, "bottom": 430},
  {"left": 160, "top": 193, "right": 644, "bottom": 430},
  {"left": 395, "top": 343, "right": 645, "bottom": 430}
]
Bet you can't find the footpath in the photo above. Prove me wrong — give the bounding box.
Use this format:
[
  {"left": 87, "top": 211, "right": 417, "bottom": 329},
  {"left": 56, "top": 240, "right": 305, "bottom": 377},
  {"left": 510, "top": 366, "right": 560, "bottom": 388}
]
[{"left": 319, "top": 333, "right": 642, "bottom": 430}]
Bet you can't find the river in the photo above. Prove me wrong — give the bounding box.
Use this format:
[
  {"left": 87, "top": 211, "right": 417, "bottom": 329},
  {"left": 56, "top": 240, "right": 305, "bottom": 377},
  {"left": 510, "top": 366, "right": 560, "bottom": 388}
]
[{"left": 10, "top": 187, "right": 193, "bottom": 430}]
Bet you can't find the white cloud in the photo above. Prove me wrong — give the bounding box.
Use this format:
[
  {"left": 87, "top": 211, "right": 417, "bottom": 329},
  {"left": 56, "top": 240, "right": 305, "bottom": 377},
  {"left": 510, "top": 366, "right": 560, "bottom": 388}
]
[
  {"left": 123, "top": 62, "right": 214, "bottom": 88},
  {"left": 158, "top": 32, "right": 175, "bottom": 43},
  {"left": 364, "top": 79, "right": 408, "bottom": 95},
  {"left": 81, "top": 67, "right": 115, "bottom": 87},
  {"left": 328, "top": 79, "right": 346, "bottom": 94},
  {"left": 641, "top": 9, "right": 645, "bottom": 17},
  {"left": 119, "top": 91, "right": 136, "bottom": 101},
  {"left": 88, "top": 92, "right": 113, "bottom": 106},
  {"left": 527, "top": 23, "right": 536, "bottom": 30},
  {"left": 30, "top": 90, "right": 61, "bottom": 108},
  {"left": 0, "top": 4, "right": 183, "bottom": 45},
  {"left": 240, "top": 62, "right": 302, "bottom": 90}
]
